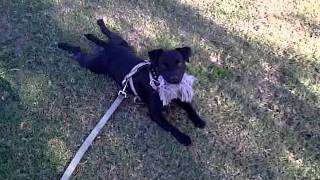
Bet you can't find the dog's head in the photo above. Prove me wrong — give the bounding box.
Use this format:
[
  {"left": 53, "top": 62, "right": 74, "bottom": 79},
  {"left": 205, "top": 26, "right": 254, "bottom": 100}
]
[{"left": 148, "top": 47, "right": 191, "bottom": 84}]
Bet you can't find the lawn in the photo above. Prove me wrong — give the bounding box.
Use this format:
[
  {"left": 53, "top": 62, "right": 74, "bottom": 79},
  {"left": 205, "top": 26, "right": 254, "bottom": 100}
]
[{"left": 1, "top": 0, "right": 319, "bottom": 179}]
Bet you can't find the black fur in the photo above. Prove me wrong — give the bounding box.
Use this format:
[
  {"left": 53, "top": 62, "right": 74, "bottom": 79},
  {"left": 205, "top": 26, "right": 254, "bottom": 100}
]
[{"left": 58, "top": 19, "right": 206, "bottom": 146}]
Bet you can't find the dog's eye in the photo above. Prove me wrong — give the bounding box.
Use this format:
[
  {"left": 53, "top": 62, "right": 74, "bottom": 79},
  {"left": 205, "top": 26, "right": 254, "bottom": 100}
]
[
  {"left": 161, "top": 63, "right": 169, "bottom": 69},
  {"left": 176, "top": 60, "right": 183, "bottom": 66}
]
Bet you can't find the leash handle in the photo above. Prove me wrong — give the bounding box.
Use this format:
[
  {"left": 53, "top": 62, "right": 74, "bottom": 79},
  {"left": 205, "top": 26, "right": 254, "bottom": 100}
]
[{"left": 60, "top": 95, "right": 125, "bottom": 180}]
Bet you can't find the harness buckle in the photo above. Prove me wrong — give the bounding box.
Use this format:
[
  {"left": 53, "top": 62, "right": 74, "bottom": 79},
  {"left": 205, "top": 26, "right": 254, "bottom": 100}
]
[{"left": 149, "top": 78, "right": 160, "bottom": 90}]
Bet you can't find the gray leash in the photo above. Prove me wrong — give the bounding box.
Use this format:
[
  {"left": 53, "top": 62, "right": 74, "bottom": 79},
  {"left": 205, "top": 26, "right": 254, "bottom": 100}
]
[{"left": 60, "top": 90, "right": 127, "bottom": 180}]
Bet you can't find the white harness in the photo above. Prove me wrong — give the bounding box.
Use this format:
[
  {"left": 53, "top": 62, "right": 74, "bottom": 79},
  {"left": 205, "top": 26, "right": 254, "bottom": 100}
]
[{"left": 122, "top": 61, "right": 195, "bottom": 106}]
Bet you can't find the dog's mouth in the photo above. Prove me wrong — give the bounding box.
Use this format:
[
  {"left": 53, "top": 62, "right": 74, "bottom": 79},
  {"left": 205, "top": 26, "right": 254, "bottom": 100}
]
[
  {"left": 167, "top": 78, "right": 182, "bottom": 84},
  {"left": 162, "top": 75, "right": 184, "bottom": 84}
]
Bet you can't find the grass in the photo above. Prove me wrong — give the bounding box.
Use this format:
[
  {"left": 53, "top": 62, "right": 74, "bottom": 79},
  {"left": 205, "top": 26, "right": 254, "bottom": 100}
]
[{"left": 1, "top": 0, "right": 320, "bottom": 179}]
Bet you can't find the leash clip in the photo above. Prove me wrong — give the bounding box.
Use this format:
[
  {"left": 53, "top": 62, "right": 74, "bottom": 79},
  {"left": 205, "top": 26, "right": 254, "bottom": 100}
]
[{"left": 118, "top": 80, "right": 128, "bottom": 98}]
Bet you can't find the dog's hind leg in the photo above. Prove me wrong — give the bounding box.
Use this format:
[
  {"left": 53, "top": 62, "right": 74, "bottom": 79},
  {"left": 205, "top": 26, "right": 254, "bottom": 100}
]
[
  {"left": 96, "top": 19, "right": 130, "bottom": 47},
  {"left": 84, "top": 34, "right": 108, "bottom": 48},
  {"left": 58, "top": 42, "right": 81, "bottom": 54},
  {"left": 58, "top": 42, "right": 91, "bottom": 68},
  {"left": 58, "top": 42, "right": 106, "bottom": 73}
]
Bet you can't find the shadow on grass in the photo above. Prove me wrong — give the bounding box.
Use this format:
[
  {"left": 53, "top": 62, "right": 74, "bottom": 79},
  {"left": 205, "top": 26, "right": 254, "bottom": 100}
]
[
  {"left": 1, "top": 0, "right": 320, "bottom": 179},
  {"left": 0, "top": 0, "right": 100, "bottom": 179},
  {"left": 0, "top": 77, "right": 65, "bottom": 179}
]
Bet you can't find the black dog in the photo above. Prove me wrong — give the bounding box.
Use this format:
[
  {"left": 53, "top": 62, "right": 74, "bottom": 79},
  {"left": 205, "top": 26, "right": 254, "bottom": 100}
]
[{"left": 58, "top": 19, "right": 205, "bottom": 146}]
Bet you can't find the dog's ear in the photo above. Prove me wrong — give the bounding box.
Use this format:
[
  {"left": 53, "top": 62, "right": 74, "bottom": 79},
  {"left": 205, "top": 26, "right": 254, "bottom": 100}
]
[
  {"left": 148, "top": 49, "right": 164, "bottom": 64},
  {"left": 176, "top": 46, "right": 191, "bottom": 62}
]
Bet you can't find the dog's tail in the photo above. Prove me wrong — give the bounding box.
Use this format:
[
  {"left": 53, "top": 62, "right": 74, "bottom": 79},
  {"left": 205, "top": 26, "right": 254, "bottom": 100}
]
[{"left": 97, "top": 19, "right": 130, "bottom": 47}]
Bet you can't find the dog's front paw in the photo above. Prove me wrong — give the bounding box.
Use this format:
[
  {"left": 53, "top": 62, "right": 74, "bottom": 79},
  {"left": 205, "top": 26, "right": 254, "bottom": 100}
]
[
  {"left": 97, "top": 19, "right": 104, "bottom": 25},
  {"left": 194, "top": 119, "right": 206, "bottom": 129},
  {"left": 175, "top": 133, "right": 192, "bottom": 146},
  {"left": 190, "top": 115, "right": 206, "bottom": 129}
]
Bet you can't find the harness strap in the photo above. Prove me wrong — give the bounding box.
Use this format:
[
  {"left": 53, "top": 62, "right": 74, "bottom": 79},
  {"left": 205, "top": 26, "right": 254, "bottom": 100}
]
[
  {"left": 129, "top": 77, "right": 140, "bottom": 102},
  {"left": 122, "top": 61, "right": 150, "bottom": 85},
  {"left": 121, "top": 61, "right": 152, "bottom": 102},
  {"left": 121, "top": 61, "right": 161, "bottom": 102}
]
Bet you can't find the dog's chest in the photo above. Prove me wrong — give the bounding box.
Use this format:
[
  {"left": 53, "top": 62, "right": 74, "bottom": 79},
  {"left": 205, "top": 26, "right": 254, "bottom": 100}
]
[{"left": 157, "top": 74, "right": 195, "bottom": 106}]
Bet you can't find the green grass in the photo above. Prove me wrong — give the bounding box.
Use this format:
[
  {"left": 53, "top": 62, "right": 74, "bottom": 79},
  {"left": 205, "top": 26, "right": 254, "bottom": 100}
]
[{"left": 1, "top": 0, "right": 320, "bottom": 179}]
